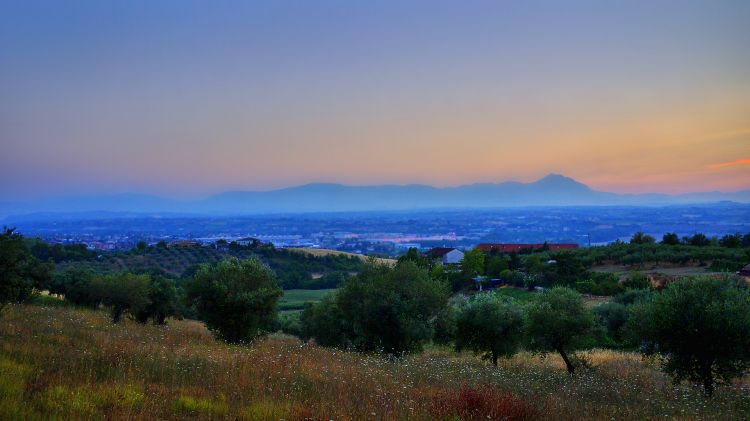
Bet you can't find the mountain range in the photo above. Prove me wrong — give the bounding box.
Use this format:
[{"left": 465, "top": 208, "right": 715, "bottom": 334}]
[{"left": 3, "top": 174, "right": 750, "bottom": 218}]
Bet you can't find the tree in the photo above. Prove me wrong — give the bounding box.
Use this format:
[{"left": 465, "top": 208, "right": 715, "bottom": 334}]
[
  {"left": 0, "top": 228, "right": 52, "bottom": 314},
  {"left": 461, "top": 248, "right": 485, "bottom": 278},
  {"left": 185, "top": 257, "right": 282, "bottom": 343},
  {"left": 718, "top": 233, "right": 742, "bottom": 248},
  {"left": 630, "top": 232, "right": 655, "bottom": 244},
  {"left": 135, "top": 275, "right": 179, "bottom": 324},
  {"left": 455, "top": 293, "right": 524, "bottom": 365},
  {"left": 688, "top": 233, "right": 710, "bottom": 247},
  {"left": 397, "top": 248, "right": 429, "bottom": 269},
  {"left": 661, "top": 232, "right": 680, "bottom": 245},
  {"left": 304, "top": 261, "right": 449, "bottom": 355},
  {"left": 629, "top": 277, "right": 750, "bottom": 396},
  {"left": 524, "top": 287, "right": 596, "bottom": 374},
  {"left": 98, "top": 273, "right": 152, "bottom": 323},
  {"left": 135, "top": 241, "right": 148, "bottom": 252}
]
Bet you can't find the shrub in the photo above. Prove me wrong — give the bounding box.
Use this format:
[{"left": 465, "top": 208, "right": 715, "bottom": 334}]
[
  {"left": 622, "top": 271, "right": 651, "bottom": 290},
  {"left": 185, "top": 257, "right": 282, "bottom": 343}
]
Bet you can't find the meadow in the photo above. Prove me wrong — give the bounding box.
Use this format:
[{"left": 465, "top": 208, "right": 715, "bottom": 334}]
[
  {"left": 1, "top": 303, "right": 749, "bottom": 420},
  {"left": 278, "top": 289, "right": 337, "bottom": 312}
]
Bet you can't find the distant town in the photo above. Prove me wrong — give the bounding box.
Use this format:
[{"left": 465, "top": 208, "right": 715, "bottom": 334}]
[{"left": 6, "top": 203, "right": 749, "bottom": 257}]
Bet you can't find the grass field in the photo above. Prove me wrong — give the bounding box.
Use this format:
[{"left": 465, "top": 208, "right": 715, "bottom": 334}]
[
  {"left": 287, "top": 248, "right": 397, "bottom": 266},
  {"left": 278, "top": 289, "right": 337, "bottom": 312},
  {"left": 1, "top": 303, "right": 749, "bottom": 420}
]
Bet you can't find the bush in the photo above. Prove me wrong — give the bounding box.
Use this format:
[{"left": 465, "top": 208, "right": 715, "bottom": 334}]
[
  {"left": 185, "top": 257, "right": 282, "bottom": 343},
  {"left": 629, "top": 277, "right": 750, "bottom": 396},
  {"left": 454, "top": 293, "right": 524, "bottom": 365},
  {"left": 622, "top": 271, "right": 651, "bottom": 290}
]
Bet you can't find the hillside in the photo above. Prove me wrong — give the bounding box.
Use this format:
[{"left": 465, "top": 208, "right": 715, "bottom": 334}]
[
  {"left": 56, "top": 244, "right": 364, "bottom": 289},
  {"left": 1, "top": 303, "right": 748, "bottom": 420}
]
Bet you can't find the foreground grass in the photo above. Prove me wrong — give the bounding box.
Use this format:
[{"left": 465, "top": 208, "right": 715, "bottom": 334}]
[{"left": 1, "top": 305, "right": 748, "bottom": 420}]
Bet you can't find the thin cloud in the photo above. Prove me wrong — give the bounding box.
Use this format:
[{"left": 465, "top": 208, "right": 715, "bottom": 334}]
[{"left": 709, "top": 158, "right": 750, "bottom": 169}]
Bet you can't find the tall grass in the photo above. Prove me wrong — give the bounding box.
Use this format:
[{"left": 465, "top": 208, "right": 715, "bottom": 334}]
[{"left": 1, "top": 303, "right": 748, "bottom": 420}]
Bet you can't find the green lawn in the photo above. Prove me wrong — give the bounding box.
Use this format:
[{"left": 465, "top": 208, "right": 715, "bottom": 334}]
[{"left": 278, "top": 289, "right": 337, "bottom": 312}]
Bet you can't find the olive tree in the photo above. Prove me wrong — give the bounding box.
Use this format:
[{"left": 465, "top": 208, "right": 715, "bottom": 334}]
[
  {"left": 97, "top": 273, "right": 152, "bottom": 323},
  {"left": 303, "top": 260, "right": 449, "bottom": 355},
  {"left": 629, "top": 277, "right": 750, "bottom": 396},
  {"left": 524, "top": 287, "right": 596, "bottom": 374},
  {"left": 185, "top": 257, "right": 282, "bottom": 343},
  {"left": 455, "top": 293, "right": 524, "bottom": 365}
]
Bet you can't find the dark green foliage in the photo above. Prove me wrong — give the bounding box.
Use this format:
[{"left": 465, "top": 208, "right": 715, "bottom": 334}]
[
  {"left": 454, "top": 293, "right": 524, "bottom": 365},
  {"left": 277, "top": 312, "right": 303, "bottom": 337},
  {"left": 661, "top": 232, "right": 680, "bottom": 245},
  {"left": 185, "top": 257, "right": 283, "bottom": 343},
  {"left": 630, "top": 277, "right": 750, "bottom": 396},
  {"left": 295, "top": 271, "right": 350, "bottom": 290},
  {"left": 135, "top": 275, "right": 179, "bottom": 324},
  {"left": 687, "top": 233, "right": 710, "bottom": 247},
  {"left": 613, "top": 289, "right": 655, "bottom": 306},
  {"left": 574, "top": 272, "right": 623, "bottom": 296},
  {"left": 397, "top": 247, "right": 429, "bottom": 269},
  {"left": 630, "top": 232, "right": 656, "bottom": 244},
  {"left": 51, "top": 267, "right": 100, "bottom": 307},
  {"left": 302, "top": 261, "right": 449, "bottom": 355},
  {"left": 719, "top": 233, "right": 742, "bottom": 248},
  {"left": 593, "top": 302, "right": 629, "bottom": 345},
  {"left": 27, "top": 238, "right": 96, "bottom": 263},
  {"left": 524, "top": 287, "right": 596, "bottom": 374},
  {"left": 97, "top": 273, "right": 152, "bottom": 324},
  {"left": 547, "top": 252, "right": 588, "bottom": 287},
  {"left": 622, "top": 271, "right": 651, "bottom": 290},
  {"left": 1, "top": 228, "right": 53, "bottom": 313}
]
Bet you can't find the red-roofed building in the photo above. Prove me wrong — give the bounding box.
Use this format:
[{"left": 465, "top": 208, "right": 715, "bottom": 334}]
[{"left": 475, "top": 243, "right": 578, "bottom": 253}]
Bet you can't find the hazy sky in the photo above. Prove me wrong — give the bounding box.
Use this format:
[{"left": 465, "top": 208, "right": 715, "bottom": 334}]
[{"left": 2, "top": 0, "right": 749, "bottom": 199}]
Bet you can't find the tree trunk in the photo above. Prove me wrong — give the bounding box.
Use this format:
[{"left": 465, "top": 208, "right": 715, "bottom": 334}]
[
  {"left": 557, "top": 347, "right": 575, "bottom": 375},
  {"left": 111, "top": 306, "right": 124, "bottom": 324},
  {"left": 492, "top": 350, "right": 498, "bottom": 366},
  {"left": 701, "top": 362, "right": 714, "bottom": 397}
]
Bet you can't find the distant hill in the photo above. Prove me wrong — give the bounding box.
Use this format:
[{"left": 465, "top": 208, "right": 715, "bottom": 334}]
[{"left": 3, "top": 174, "right": 750, "bottom": 216}]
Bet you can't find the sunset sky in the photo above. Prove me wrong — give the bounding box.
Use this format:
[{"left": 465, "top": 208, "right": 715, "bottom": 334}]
[{"left": 2, "top": 0, "right": 749, "bottom": 199}]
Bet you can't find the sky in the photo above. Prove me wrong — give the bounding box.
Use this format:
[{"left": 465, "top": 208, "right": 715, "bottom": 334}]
[{"left": 1, "top": 0, "right": 749, "bottom": 199}]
